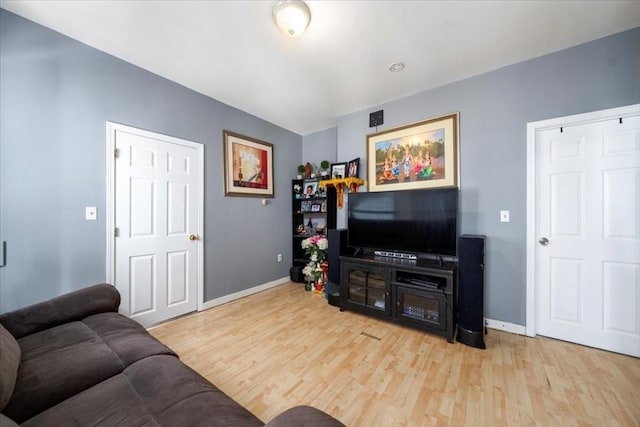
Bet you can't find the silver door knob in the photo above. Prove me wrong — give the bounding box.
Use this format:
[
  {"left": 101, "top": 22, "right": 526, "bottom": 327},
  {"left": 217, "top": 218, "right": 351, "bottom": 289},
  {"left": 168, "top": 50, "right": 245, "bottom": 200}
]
[{"left": 539, "top": 237, "right": 549, "bottom": 246}]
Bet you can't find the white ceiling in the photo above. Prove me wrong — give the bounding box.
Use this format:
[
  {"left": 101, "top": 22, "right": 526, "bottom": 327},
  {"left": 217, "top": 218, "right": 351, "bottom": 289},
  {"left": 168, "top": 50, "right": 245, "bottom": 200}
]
[{"left": 2, "top": 1, "right": 639, "bottom": 135}]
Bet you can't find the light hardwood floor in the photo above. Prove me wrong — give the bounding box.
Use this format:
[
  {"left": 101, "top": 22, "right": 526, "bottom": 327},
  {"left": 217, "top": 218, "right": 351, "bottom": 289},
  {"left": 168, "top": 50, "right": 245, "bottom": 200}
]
[{"left": 150, "top": 282, "right": 640, "bottom": 426}]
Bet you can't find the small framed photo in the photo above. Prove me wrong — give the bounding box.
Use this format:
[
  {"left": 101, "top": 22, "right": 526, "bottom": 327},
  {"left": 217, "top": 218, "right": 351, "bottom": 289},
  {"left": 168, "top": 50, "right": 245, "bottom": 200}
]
[
  {"left": 331, "top": 162, "right": 347, "bottom": 179},
  {"left": 311, "top": 204, "right": 321, "bottom": 212},
  {"left": 347, "top": 157, "right": 360, "bottom": 178},
  {"left": 303, "top": 181, "right": 317, "bottom": 198}
]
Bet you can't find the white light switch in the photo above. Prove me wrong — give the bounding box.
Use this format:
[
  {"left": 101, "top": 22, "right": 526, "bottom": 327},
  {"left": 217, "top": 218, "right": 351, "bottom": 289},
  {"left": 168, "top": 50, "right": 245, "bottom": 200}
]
[
  {"left": 85, "top": 207, "right": 97, "bottom": 220},
  {"left": 500, "top": 210, "right": 510, "bottom": 223}
]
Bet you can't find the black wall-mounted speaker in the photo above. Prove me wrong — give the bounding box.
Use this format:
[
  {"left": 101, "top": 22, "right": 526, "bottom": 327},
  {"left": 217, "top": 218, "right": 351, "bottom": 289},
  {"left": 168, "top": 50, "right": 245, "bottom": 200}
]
[
  {"left": 457, "top": 234, "right": 486, "bottom": 349},
  {"left": 327, "top": 229, "right": 351, "bottom": 306},
  {"left": 369, "top": 110, "right": 384, "bottom": 127}
]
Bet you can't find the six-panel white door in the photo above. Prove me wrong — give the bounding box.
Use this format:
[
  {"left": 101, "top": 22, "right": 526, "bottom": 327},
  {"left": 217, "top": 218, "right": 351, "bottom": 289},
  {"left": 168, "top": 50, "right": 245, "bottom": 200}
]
[
  {"left": 535, "top": 112, "right": 640, "bottom": 357},
  {"left": 112, "top": 125, "right": 202, "bottom": 327}
]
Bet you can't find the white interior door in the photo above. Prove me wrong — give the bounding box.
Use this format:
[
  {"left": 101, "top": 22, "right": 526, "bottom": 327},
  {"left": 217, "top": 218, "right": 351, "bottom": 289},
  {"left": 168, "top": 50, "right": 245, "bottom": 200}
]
[
  {"left": 533, "top": 108, "right": 639, "bottom": 357},
  {"left": 107, "top": 123, "right": 203, "bottom": 327}
]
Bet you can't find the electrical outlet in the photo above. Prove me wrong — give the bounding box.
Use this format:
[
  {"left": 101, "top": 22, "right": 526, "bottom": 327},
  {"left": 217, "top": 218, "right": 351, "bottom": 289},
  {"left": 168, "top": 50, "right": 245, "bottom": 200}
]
[
  {"left": 277, "top": 253, "right": 283, "bottom": 262},
  {"left": 500, "top": 210, "right": 510, "bottom": 223}
]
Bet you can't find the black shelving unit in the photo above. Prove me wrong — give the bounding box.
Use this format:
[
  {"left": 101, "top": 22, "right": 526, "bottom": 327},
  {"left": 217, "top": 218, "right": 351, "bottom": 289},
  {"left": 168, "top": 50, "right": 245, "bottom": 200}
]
[{"left": 291, "top": 178, "right": 336, "bottom": 270}]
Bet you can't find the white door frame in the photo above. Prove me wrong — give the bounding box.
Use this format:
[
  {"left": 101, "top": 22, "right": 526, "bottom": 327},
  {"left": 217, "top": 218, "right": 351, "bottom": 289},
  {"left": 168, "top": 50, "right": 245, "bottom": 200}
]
[
  {"left": 105, "top": 122, "right": 205, "bottom": 312},
  {"left": 525, "top": 104, "right": 640, "bottom": 337}
]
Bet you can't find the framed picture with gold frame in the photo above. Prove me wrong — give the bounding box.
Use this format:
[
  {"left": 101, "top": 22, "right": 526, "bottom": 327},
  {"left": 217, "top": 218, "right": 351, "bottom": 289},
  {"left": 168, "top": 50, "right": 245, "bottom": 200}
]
[
  {"left": 223, "top": 130, "right": 274, "bottom": 197},
  {"left": 367, "top": 112, "right": 459, "bottom": 192}
]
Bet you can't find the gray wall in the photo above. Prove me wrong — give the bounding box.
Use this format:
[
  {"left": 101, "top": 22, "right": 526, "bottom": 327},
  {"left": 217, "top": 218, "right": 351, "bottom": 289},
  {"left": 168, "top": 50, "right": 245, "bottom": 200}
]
[
  {"left": 301, "top": 127, "right": 337, "bottom": 172},
  {"left": 0, "top": 10, "right": 301, "bottom": 312},
  {"left": 334, "top": 27, "right": 640, "bottom": 325}
]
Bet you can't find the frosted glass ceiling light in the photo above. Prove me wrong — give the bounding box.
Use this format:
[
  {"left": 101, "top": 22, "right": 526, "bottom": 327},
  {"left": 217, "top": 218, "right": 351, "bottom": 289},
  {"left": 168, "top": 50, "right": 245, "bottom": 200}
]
[{"left": 272, "top": 0, "right": 311, "bottom": 38}]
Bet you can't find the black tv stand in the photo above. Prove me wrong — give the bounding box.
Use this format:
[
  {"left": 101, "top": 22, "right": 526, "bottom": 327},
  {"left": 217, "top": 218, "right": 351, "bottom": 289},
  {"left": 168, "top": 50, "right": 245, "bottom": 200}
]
[{"left": 339, "top": 254, "right": 456, "bottom": 343}]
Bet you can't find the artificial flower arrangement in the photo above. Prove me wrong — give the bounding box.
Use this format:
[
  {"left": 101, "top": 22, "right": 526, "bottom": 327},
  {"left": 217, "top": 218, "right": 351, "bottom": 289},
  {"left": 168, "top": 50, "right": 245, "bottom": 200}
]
[{"left": 301, "top": 235, "right": 328, "bottom": 293}]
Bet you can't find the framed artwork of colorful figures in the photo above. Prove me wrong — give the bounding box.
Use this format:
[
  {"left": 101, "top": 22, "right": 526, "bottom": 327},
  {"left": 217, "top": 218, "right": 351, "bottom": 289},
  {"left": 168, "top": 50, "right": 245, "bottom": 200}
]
[{"left": 366, "top": 112, "right": 459, "bottom": 192}]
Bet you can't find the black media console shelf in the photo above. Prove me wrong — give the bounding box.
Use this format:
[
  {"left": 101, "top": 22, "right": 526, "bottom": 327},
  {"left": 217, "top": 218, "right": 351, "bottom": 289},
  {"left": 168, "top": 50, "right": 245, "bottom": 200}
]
[{"left": 339, "top": 254, "right": 456, "bottom": 343}]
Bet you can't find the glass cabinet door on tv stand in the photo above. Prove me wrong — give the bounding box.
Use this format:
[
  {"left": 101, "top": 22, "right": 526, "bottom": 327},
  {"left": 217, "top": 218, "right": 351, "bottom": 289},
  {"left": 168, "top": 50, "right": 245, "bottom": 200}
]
[
  {"left": 340, "top": 261, "right": 390, "bottom": 317},
  {"left": 291, "top": 178, "right": 336, "bottom": 267}
]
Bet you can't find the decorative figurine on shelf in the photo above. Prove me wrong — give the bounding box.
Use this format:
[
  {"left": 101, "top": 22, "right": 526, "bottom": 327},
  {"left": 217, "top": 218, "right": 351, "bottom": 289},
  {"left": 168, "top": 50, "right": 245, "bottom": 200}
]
[
  {"left": 297, "top": 224, "right": 305, "bottom": 235},
  {"left": 320, "top": 260, "right": 329, "bottom": 297},
  {"left": 313, "top": 277, "right": 324, "bottom": 295},
  {"left": 304, "top": 162, "right": 313, "bottom": 179}
]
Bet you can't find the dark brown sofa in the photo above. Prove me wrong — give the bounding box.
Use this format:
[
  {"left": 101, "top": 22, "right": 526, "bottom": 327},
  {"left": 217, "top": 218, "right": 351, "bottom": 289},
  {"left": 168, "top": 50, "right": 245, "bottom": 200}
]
[{"left": 0, "top": 284, "right": 344, "bottom": 426}]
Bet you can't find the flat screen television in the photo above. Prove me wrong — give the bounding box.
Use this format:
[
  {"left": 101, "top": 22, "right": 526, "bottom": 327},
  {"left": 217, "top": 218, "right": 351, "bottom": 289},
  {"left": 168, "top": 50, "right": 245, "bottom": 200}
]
[{"left": 347, "top": 187, "right": 458, "bottom": 257}]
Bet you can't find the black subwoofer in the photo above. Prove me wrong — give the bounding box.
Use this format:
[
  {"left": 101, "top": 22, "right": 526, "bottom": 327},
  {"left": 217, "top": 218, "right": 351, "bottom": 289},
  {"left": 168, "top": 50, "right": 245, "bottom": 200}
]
[
  {"left": 457, "top": 234, "right": 486, "bottom": 349},
  {"left": 289, "top": 265, "right": 305, "bottom": 283}
]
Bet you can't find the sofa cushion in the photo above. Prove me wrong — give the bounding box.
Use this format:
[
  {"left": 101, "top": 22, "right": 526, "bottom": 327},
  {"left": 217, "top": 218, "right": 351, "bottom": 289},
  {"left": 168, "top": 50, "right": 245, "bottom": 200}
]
[
  {"left": 3, "top": 312, "right": 177, "bottom": 423},
  {"left": 0, "top": 324, "right": 21, "bottom": 412},
  {"left": 124, "top": 355, "right": 263, "bottom": 426},
  {"left": 3, "top": 321, "right": 126, "bottom": 422},
  {"left": 21, "top": 371, "right": 160, "bottom": 427},
  {"left": 22, "top": 355, "right": 264, "bottom": 427},
  {"left": 82, "top": 312, "right": 175, "bottom": 366}
]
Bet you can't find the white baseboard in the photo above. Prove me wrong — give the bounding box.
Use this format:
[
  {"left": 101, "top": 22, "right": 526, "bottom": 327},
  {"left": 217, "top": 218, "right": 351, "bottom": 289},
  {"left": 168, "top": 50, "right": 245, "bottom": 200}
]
[
  {"left": 201, "top": 276, "right": 290, "bottom": 311},
  {"left": 485, "top": 318, "right": 526, "bottom": 335}
]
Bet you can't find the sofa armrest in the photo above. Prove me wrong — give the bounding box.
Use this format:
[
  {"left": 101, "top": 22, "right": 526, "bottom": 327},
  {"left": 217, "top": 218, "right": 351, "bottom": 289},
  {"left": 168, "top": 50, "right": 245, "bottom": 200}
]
[
  {"left": 0, "top": 283, "right": 120, "bottom": 338},
  {"left": 265, "top": 406, "right": 345, "bottom": 427}
]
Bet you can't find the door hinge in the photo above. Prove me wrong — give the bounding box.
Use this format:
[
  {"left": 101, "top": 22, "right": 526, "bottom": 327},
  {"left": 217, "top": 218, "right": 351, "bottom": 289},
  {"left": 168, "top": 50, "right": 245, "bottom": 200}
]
[
  {"left": 114, "top": 148, "right": 120, "bottom": 158},
  {"left": 114, "top": 227, "right": 120, "bottom": 237}
]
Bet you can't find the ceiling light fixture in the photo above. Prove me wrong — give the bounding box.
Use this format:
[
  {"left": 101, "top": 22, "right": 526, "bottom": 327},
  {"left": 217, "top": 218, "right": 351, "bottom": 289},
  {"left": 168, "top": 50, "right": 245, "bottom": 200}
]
[
  {"left": 272, "top": 0, "right": 311, "bottom": 38},
  {"left": 389, "top": 62, "right": 405, "bottom": 72}
]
